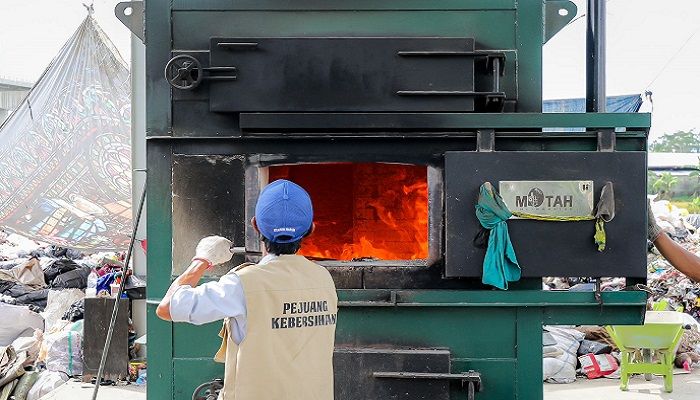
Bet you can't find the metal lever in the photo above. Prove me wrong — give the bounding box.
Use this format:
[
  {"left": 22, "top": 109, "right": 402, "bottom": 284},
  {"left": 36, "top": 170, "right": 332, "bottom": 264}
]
[
  {"left": 396, "top": 49, "right": 505, "bottom": 111},
  {"left": 594, "top": 278, "right": 603, "bottom": 306},
  {"left": 231, "top": 247, "right": 247, "bottom": 255},
  {"left": 467, "top": 380, "right": 476, "bottom": 400},
  {"left": 165, "top": 55, "right": 238, "bottom": 90},
  {"left": 217, "top": 42, "right": 259, "bottom": 50},
  {"left": 373, "top": 370, "right": 482, "bottom": 400}
]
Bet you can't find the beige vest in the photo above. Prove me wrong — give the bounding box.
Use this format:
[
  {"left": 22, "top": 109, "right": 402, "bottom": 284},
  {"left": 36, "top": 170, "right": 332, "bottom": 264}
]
[{"left": 214, "top": 255, "right": 337, "bottom": 400}]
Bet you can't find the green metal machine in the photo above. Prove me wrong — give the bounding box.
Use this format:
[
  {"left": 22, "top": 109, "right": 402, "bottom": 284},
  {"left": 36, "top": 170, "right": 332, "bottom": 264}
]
[{"left": 117, "top": 0, "right": 651, "bottom": 398}]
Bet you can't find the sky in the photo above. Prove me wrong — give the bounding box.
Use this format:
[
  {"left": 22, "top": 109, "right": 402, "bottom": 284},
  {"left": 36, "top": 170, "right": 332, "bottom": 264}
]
[
  {"left": 0, "top": 1, "right": 131, "bottom": 79},
  {"left": 544, "top": 0, "right": 700, "bottom": 139},
  {"left": 1, "top": 0, "right": 699, "bottom": 139}
]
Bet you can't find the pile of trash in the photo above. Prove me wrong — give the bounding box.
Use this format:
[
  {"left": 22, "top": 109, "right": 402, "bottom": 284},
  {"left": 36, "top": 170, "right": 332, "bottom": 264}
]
[
  {"left": 649, "top": 200, "right": 700, "bottom": 243},
  {"left": 646, "top": 200, "right": 700, "bottom": 317},
  {"left": 543, "top": 200, "right": 700, "bottom": 384},
  {"left": 0, "top": 231, "right": 144, "bottom": 398}
]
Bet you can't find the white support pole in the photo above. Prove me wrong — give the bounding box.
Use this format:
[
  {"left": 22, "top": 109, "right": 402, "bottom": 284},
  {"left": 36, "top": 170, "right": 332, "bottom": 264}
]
[{"left": 130, "top": 31, "right": 147, "bottom": 349}]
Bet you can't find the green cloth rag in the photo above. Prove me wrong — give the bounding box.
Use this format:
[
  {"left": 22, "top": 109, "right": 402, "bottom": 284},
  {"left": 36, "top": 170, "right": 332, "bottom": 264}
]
[{"left": 475, "top": 182, "right": 521, "bottom": 290}]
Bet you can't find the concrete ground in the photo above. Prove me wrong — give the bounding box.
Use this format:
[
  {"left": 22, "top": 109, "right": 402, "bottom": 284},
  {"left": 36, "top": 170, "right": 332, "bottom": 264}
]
[
  {"left": 42, "top": 371, "right": 700, "bottom": 399},
  {"left": 40, "top": 380, "right": 146, "bottom": 400},
  {"left": 545, "top": 370, "right": 700, "bottom": 400}
]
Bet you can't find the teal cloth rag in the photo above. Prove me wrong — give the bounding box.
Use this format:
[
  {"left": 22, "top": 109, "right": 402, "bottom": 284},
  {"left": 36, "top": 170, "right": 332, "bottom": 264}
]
[{"left": 475, "top": 182, "right": 521, "bottom": 290}]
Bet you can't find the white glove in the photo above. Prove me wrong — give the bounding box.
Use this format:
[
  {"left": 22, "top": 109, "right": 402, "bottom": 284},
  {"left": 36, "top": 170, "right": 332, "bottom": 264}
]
[{"left": 194, "top": 236, "right": 233, "bottom": 266}]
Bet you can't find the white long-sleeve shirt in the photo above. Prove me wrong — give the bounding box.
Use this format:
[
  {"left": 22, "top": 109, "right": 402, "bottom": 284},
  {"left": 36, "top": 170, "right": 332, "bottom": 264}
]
[{"left": 169, "top": 254, "right": 278, "bottom": 344}]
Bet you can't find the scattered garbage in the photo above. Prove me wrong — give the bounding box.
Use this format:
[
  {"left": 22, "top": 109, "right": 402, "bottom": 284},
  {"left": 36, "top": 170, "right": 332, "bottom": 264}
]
[
  {"left": 62, "top": 299, "right": 85, "bottom": 323},
  {"left": 12, "top": 331, "right": 43, "bottom": 364},
  {"left": 579, "top": 353, "right": 619, "bottom": 379},
  {"left": 135, "top": 370, "right": 147, "bottom": 386},
  {"left": 0, "top": 346, "right": 27, "bottom": 389},
  {"left": 42, "top": 321, "right": 84, "bottom": 377},
  {"left": 0, "top": 231, "right": 139, "bottom": 398},
  {"left": 25, "top": 371, "right": 69, "bottom": 400},
  {"left": 11, "top": 366, "right": 40, "bottom": 400},
  {"left": 0, "top": 304, "right": 43, "bottom": 346},
  {"left": 543, "top": 326, "right": 584, "bottom": 384},
  {"left": 41, "top": 290, "right": 85, "bottom": 331},
  {"left": 0, "top": 259, "right": 45, "bottom": 289},
  {"left": 674, "top": 352, "right": 700, "bottom": 371}
]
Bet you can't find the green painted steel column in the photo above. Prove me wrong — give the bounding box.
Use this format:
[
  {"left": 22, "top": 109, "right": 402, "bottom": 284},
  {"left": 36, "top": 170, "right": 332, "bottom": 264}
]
[
  {"left": 146, "top": 140, "right": 174, "bottom": 400},
  {"left": 516, "top": 307, "right": 544, "bottom": 400},
  {"left": 516, "top": 0, "right": 544, "bottom": 111},
  {"left": 144, "top": 0, "right": 174, "bottom": 396}
]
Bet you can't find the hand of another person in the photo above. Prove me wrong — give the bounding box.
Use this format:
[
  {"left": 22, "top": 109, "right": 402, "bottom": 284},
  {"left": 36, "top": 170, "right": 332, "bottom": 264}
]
[
  {"left": 194, "top": 236, "right": 233, "bottom": 266},
  {"left": 647, "top": 199, "right": 663, "bottom": 242}
]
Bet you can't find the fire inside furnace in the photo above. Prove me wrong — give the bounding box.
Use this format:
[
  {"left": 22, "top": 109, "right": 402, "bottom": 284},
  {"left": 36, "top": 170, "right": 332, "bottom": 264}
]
[{"left": 267, "top": 163, "right": 428, "bottom": 261}]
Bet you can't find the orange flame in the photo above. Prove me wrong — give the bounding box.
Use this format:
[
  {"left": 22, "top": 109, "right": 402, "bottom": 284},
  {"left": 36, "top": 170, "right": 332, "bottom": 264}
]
[{"left": 268, "top": 163, "right": 428, "bottom": 261}]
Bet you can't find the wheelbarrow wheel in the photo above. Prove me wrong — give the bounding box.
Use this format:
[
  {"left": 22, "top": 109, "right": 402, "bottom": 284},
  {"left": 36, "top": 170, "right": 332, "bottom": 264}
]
[{"left": 643, "top": 349, "right": 653, "bottom": 381}]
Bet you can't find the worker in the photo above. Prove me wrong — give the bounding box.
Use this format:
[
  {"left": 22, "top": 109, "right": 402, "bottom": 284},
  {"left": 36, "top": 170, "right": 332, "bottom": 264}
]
[
  {"left": 648, "top": 200, "right": 700, "bottom": 282},
  {"left": 156, "top": 179, "right": 338, "bottom": 399}
]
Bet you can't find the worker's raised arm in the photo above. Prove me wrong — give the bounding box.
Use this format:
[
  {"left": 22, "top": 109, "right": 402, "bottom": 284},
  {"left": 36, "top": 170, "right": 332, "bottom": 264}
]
[
  {"left": 653, "top": 232, "right": 700, "bottom": 282},
  {"left": 648, "top": 200, "right": 700, "bottom": 282},
  {"left": 156, "top": 236, "right": 234, "bottom": 321}
]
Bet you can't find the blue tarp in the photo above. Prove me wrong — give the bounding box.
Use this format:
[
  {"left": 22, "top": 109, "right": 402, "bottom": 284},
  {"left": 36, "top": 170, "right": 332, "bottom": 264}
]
[
  {"left": 542, "top": 94, "right": 643, "bottom": 132},
  {"left": 543, "top": 94, "right": 643, "bottom": 113}
]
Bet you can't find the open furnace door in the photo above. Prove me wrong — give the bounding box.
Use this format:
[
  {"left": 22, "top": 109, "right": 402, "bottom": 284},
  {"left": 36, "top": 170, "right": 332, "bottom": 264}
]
[{"left": 171, "top": 154, "right": 247, "bottom": 274}]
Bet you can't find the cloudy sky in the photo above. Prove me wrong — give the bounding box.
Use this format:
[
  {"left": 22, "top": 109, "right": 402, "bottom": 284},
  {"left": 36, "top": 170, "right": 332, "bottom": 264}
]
[{"left": 1, "top": 0, "right": 698, "bottom": 139}]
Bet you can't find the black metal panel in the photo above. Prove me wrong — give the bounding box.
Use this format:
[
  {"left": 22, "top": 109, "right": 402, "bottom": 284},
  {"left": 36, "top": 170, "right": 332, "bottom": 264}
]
[
  {"left": 444, "top": 151, "right": 647, "bottom": 278},
  {"left": 83, "top": 298, "right": 129, "bottom": 381},
  {"left": 172, "top": 154, "right": 246, "bottom": 274},
  {"left": 172, "top": 101, "right": 242, "bottom": 137},
  {"left": 209, "top": 37, "right": 475, "bottom": 112},
  {"left": 334, "top": 348, "right": 451, "bottom": 400}
]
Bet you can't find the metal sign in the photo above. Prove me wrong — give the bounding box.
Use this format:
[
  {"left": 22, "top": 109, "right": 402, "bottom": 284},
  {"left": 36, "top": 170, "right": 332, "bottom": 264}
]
[{"left": 499, "top": 180, "right": 594, "bottom": 218}]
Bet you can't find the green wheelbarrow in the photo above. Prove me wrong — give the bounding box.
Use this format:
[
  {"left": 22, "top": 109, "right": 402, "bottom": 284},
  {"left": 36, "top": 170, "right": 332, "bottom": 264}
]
[{"left": 606, "top": 311, "right": 687, "bottom": 393}]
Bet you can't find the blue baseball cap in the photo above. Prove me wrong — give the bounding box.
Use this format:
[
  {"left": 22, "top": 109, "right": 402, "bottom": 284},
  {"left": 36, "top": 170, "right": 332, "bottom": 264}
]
[{"left": 255, "top": 179, "right": 314, "bottom": 243}]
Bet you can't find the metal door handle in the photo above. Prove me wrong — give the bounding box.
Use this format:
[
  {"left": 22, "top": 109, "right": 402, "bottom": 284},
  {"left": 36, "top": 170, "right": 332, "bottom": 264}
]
[{"left": 373, "top": 371, "right": 482, "bottom": 400}]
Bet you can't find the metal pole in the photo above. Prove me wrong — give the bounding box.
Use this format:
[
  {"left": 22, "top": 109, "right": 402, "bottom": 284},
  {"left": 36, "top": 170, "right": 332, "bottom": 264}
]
[
  {"left": 586, "top": 0, "right": 606, "bottom": 112},
  {"left": 91, "top": 175, "right": 147, "bottom": 400},
  {"left": 129, "top": 15, "right": 148, "bottom": 345}
]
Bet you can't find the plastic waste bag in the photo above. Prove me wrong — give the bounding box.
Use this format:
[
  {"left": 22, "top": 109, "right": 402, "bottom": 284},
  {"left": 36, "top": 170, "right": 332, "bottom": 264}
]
[
  {"left": 26, "top": 371, "right": 68, "bottom": 400},
  {"left": 542, "top": 326, "right": 585, "bottom": 384},
  {"left": 11, "top": 330, "right": 43, "bottom": 364},
  {"left": 0, "top": 346, "right": 26, "bottom": 389},
  {"left": 9, "top": 366, "right": 39, "bottom": 400},
  {"left": 543, "top": 358, "right": 576, "bottom": 384},
  {"left": 41, "top": 290, "right": 84, "bottom": 331},
  {"left": 578, "top": 353, "right": 619, "bottom": 379},
  {"left": 0, "top": 304, "right": 43, "bottom": 346},
  {"left": 44, "top": 321, "right": 83, "bottom": 377}
]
